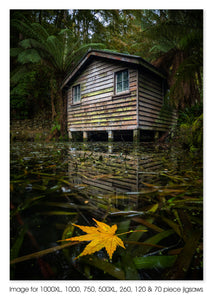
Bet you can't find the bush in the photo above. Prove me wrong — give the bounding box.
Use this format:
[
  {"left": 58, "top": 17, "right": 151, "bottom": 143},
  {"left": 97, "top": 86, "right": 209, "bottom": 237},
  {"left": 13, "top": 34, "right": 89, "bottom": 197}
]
[{"left": 178, "top": 112, "right": 203, "bottom": 152}]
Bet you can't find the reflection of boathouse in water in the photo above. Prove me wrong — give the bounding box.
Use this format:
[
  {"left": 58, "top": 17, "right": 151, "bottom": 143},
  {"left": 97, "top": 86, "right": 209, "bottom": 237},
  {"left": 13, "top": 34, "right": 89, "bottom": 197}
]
[{"left": 68, "top": 146, "right": 169, "bottom": 210}]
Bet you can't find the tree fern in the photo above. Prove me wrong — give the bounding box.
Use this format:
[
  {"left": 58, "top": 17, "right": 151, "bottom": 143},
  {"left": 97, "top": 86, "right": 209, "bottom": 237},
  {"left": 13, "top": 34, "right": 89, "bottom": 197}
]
[
  {"left": 140, "top": 10, "right": 203, "bottom": 109},
  {"left": 11, "top": 17, "right": 104, "bottom": 135},
  {"left": 17, "top": 49, "right": 41, "bottom": 64}
]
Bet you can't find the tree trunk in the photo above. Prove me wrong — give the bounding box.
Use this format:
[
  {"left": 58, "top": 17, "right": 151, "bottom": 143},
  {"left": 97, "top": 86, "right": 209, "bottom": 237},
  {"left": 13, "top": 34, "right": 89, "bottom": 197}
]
[
  {"left": 58, "top": 88, "right": 67, "bottom": 137},
  {"left": 38, "top": 10, "right": 42, "bottom": 24},
  {"left": 50, "top": 80, "right": 57, "bottom": 121},
  {"left": 50, "top": 91, "right": 57, "bottom": 121}
]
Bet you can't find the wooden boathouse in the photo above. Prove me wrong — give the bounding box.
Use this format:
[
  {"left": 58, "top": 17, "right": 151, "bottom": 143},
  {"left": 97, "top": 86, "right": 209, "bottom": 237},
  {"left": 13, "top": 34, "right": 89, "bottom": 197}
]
[{"left": 62, "top": 50, "right": 177, "bottom": 142}]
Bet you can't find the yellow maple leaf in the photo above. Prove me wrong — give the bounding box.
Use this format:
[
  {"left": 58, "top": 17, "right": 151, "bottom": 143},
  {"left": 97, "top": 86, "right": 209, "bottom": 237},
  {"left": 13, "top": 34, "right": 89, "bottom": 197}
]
[{"left": 61, "top": 218, "right": 125, "bottom": 260}]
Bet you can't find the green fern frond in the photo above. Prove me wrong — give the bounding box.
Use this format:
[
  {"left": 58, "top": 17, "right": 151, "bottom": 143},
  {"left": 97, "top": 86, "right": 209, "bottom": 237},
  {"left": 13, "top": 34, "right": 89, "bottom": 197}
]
[
  {"left": 10, "top": 47, "right": 22, "bottom": 57},
  {"left": 17, "top": 49, "right": 41, "bottom": 64},
  {"left": 10, "top": 66, "right": 29, "bottom": 85}
]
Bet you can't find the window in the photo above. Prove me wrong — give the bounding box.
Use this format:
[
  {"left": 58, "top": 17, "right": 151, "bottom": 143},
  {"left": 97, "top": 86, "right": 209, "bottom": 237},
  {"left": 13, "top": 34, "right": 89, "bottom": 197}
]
[
  {"left": 115, "top": 70, "right": 129, "bottom": 93},
  {"left": 73, "top": 84, "right": 81, "bottom": 103}
]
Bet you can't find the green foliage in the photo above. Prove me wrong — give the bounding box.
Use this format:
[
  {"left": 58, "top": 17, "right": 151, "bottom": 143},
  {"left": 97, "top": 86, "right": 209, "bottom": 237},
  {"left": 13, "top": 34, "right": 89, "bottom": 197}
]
[
  {"left": 178, "top": 102, "right": 203, "bottom": 125},
  {"left": 139, "top": 10, "right": 203, "bottom": 109},
  {"left": 17, "top": 49, "right": 41, "bottom": 64},
  {"left": 10, "top": 65, "right": 51, "bottom": 119},
  {"left": 11, "top": 13, "right": 104, "bottom": 134},
  {"left": 177, "top": 104, "right": 203, "bottom": 151},
  {"left": 51, "top": 120, "right": 61, "bottom": 133},
  {"left": 10, "top": 69, "right": 36, "bottom": 119}
]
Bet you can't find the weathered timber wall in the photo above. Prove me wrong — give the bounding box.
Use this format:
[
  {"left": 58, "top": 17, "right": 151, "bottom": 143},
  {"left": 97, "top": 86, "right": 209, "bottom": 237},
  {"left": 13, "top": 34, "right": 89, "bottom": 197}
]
[
  {"left": 67, "top": 58, "right": 137, "bottom": 132},
  {"left": 138, "top": 69, "right": 177, "bottom": 131}
]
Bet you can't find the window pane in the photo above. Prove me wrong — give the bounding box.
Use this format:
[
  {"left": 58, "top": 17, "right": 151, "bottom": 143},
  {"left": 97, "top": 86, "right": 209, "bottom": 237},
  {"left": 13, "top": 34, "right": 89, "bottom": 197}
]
[
  {"left": 77, "top": 85, "right": 80, "bottom": 96},
  {"left": 123, "top": 70, "right": 128, "bottom": 81},
  {"left": 116, "top": 70, "right": 129, "bottom": 93},
  {"left": 123, "top": 80, "right": 129, "bottom": 90},
  {"left": 117, "top": 72, "right": 122, "bottom": 83},
  {"left": 117, "top": 82, "right": 122, "bottom": 93},
  {"left": 73, "top": 85, "right": 80, "bottom": 103}
]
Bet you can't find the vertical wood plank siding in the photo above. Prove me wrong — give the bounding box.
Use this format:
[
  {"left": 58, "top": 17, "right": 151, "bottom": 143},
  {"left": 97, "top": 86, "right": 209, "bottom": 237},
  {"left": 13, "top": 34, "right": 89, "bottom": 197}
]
[
  {"left": 138, "top": 70, "right": 177, "bottom": 131},
  {"left": 67, "top": 58, "right": 138, "bottom": 132}
]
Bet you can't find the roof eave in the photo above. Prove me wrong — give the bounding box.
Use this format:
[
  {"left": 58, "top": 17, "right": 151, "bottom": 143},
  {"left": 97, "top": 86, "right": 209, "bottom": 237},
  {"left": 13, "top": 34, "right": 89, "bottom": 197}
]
[
  {"left": 61, "top": 49, "right": 166, "bottom": 89},
  {"left": 61, "top": 51, "right": 93, "bottom": 89}
]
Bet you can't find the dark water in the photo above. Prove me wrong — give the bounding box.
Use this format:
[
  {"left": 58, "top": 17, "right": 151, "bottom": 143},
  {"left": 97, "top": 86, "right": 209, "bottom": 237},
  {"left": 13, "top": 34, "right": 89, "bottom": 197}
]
[{"left": 10, "top": 141, "right": 203, "bottom": 280}]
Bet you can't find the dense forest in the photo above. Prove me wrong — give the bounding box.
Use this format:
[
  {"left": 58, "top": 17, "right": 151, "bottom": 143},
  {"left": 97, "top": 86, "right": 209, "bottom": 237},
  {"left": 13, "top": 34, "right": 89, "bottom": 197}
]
[{"left": 10, "top": 9, "right": 203, "bottom": 147}]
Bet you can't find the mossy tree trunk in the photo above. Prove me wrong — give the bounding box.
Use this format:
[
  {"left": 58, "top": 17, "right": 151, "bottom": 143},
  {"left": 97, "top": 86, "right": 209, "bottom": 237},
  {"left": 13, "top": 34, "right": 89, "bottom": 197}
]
[{"left": 58, "top": 87, "right": 67, "bottom": 137}]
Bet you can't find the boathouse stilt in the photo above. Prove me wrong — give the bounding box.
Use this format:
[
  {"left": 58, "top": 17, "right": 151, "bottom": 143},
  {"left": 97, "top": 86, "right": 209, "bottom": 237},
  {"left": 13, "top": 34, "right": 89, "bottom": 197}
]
[
  {"left": 154, "top": 131, "right": 159, "bottom": 141},
  {"left": 133, "top": 129, "right": 140, "bottom": 143},
  {"left": 83, "top": 131, "right": 88, "bottom": 142},
  {"left": 108, "top": 130, "right": 114, "bottom": 142},
  {"left": 68, "top": 131, "right": 72, "bottom": 140}
]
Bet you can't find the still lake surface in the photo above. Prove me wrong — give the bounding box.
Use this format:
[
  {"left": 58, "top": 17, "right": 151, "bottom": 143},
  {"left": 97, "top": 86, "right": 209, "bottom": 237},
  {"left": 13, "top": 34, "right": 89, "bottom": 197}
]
[{"left": 10, "top": 141, "right": 203, "bottom": 280}]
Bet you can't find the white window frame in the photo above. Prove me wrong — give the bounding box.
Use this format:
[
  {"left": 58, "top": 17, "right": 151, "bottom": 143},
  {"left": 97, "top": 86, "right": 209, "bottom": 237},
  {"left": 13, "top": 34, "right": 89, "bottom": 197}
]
[
  {"left": 73, "top": 84, "right": 81, "bottom": 104},
  {"left": 115, "top": 69, "right": 129, "bottom": 94}
]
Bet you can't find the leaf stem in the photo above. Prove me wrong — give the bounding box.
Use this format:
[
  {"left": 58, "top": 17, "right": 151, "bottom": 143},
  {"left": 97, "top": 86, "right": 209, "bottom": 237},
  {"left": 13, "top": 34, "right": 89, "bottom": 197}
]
[{"left": 117, "top": 229, "right": 147, "bottom": 236}]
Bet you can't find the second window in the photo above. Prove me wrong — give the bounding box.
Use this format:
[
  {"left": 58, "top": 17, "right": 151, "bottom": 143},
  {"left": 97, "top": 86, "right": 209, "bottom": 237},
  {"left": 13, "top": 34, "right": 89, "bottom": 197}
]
[
  {"left": 73, "top": 84, "right": 81, "bottom": 104},
  {"left": 115, "top": 70, "right": 129, "bottom": 93}
]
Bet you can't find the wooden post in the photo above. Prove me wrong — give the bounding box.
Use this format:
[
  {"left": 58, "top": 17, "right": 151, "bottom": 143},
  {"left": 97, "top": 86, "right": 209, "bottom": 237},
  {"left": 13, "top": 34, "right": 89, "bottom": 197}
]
[
  {"left": 68, "top": 131, "right": 72, "bottom": 140},
  {"left": 108, "top": 130, "right": 114, "bottom": 142},
  {"left": 133, "top": 129, "right": 140, "bottom": 143},
  {"left": 154, "top": 131, "right": 159, "bottom": 141},
  {"left": 83, "top": 131, "right": 88, "bottom": 142}
]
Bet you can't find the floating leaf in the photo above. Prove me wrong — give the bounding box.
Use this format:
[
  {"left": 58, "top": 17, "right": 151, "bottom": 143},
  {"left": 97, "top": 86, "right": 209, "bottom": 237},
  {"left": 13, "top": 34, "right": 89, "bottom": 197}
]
[{"left": 60, "top": 219, "right": 125, "bottom": 260}]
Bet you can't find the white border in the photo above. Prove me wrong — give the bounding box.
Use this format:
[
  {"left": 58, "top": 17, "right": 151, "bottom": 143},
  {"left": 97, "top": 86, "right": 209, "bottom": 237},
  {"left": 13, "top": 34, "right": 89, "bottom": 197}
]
[{"left": 2, "top": 1, "right": 211, "bottom": 299}]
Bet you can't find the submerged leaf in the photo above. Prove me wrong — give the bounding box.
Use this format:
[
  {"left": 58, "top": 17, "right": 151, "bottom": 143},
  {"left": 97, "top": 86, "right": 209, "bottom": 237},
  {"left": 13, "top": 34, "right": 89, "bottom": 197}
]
[
  {"left": 140, "top": 229, "right": 174, "bottom": 256},
  {"left": 134, "top": 255, "right": 177, "bottom": 269},
  {"left": 38, "top": 211, "right": 77, "bottom": 216},
  {"left": 132, "top": 216, "right": 164, "bottom": 232},
  {"left": 81, "top": 256, "right": 125, "bottom": 280},
  {"left": 61, "top": 219, "right": 125, "bottom": 260},
  {"left": 163, "top": 229, "right": 202, "bottom": 279},
  {"left": 147, "top": 203, "right": 159, "bottom": 213},
  {"left": 10, "top": 226, "right": 27, "bottom": 261},
  {"left": 10, "top": 242, "right": 78, "bottom": 265}
]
